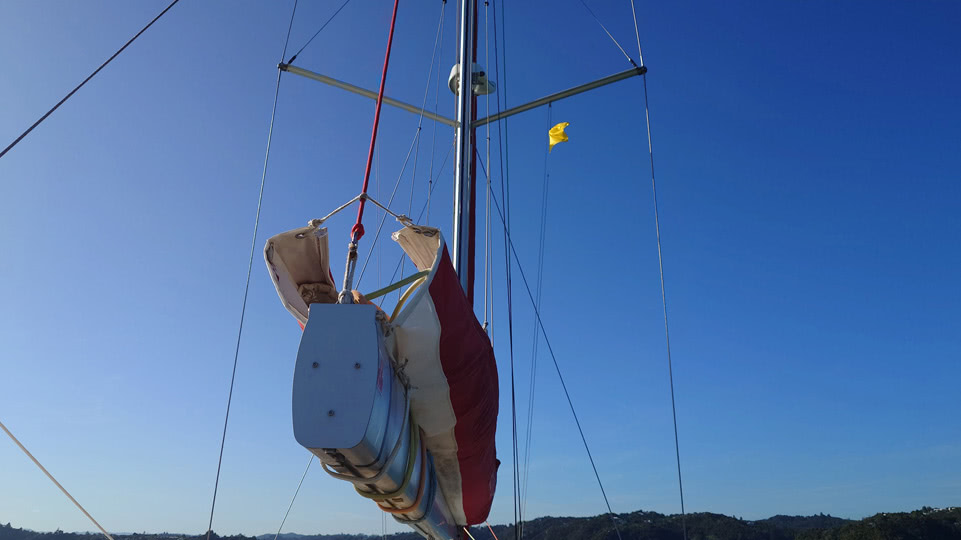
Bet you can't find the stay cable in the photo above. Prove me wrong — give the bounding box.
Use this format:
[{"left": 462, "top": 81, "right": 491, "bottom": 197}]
[{"left": 0, "top": 0, "right": 182, "bottom": 161}]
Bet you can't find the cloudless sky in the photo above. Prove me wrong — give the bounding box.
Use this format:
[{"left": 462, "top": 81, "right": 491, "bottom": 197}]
[{"left": 1, "top": 0, "right": 959, "bottom": 536}]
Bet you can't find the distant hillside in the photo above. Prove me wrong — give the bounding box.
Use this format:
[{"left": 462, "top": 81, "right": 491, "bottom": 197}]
[
  {"left": 4, "top": 506, "right": 960, "bottom": 540},
  {"left": 796, "top": 506, "right": 961, "bottom": 540},
  {"left": 757, "top": 514, "right": 851, "bottom": 531}
]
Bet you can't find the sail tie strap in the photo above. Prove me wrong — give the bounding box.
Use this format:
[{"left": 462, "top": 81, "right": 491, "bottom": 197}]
[
  {"left": 376, "top": 441, "right": 427, "bottom": 514},
  {"left": 320, "top": 397, "right": 411, "bottom": 484},
  {"left": 355, "top": 421, "right": 420, "bottom": 502}
]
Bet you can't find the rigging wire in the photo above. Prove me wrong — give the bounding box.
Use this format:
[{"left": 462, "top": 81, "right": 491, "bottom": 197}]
[
  {"left": 425, "top": 2, "right": 449, "bottom": 227},
  {"left": 374, "top": 137, "right": 456, "bottom": 309},
  {"left": 271, "top": 455, "right": 314, "bottom": 540},
  {"left": 0, "top": 419, "right": 114, "bottom": 540},
  {"left": 401, "top": 1, "right": 447, "bottom": 294},
  {"left": 488, "top": 0, "right": 518, "bottom": 535},
  {"left": 629, "top": 4, "right": 687, "bottom": 539},
  {"left": 489, "top": 2, "right": 522, "bottom": 538},
  {"left": 575, "top": 0, "right": 638, "bottom": 68},
  {"left": 355, "top": 128, "right": 422, "bottom": 289},
  {"left": 629, "top": 0, "right": 645, "bottom": 67},
  {"left": 0, "top": 0, "right": 181, "bottom": 161},
  {"left": 356, "top": 2, "right": 448, "bottom": 290},
  {"left": 285, "top": 0, "right": 354, "bottom": 64},
  {"left": 204, "top": 3, "right": 299, "bottom": 539},
  {"left": 483, "top": 0, "right": 493, "bottom": 333},
  {"left": 520, "top": 104, "right": 552, "bottom": 532},
  {"left": 476, "top": 151, "right": 623, "bottom": 540}
]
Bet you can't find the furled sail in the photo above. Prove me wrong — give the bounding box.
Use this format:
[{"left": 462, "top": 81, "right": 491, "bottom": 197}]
[{"left": 264, "top": 222, "right": 498, "bottom": 535}]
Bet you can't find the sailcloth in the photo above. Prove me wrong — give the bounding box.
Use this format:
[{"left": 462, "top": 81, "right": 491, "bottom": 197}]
[
  {"left": 390, "top": 226, "right": 499, "bottom": 525},
  {"left": 264, "top": 223, "right": 498, "bottom": 526}
]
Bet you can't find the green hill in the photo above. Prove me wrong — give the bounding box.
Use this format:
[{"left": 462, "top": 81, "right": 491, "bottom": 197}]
[{"left": 3, "top": 506, "right": 959, "bottom": 540}]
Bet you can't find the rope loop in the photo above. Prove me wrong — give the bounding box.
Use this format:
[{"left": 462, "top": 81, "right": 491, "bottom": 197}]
[{"left": 351, "top": 223, "right": 366, "bottom": 241}]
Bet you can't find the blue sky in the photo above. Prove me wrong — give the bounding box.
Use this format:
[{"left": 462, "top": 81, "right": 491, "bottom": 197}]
[{"left": 1, "top": 0, "right": 959, "bottom": 536}]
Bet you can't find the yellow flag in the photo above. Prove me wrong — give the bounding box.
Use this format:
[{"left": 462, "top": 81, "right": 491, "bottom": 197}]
[{"left": 548, "top": 122, "right": 569, "bottom": 152}]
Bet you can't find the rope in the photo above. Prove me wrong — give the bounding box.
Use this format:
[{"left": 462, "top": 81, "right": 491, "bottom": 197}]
[
  {"left": 204, "top": 4, "right": 298, "bottom": 539},
  {"left": 630, "top": 2, "right": 686, "bottom": 534},
  {"left": 363, "top": 194, "right": 414, "bottom": 223},
  {"left": 575, "top": 0, "right": 638, "bottom": 68},
  {"left": 338, "top": 0, "right": 401, "bottom": 302},
  {"left": 271, "top": 455, "right": 314, "bottom": 540},
  {"left": 312, "top": 194, "right": 362, "bottom": 226},
  {"left": 285, "top": 0, "right": 354, "bottom": 64},
  {"left": 0, "top": 419, "right": 114, "bottom": 540},
  {"left": 365, "top": 270, "right": 429, "bottom": 301},
  {"left": 485, "top": 522, "right": 501, "bottom": 540},
  {"left": 477, "top": 151, "right": 623, "bottom": 540},
  {"left": 350, "top": 0, "right": 401, "bottom": 244},
  {"left": 389, "top": 276, "right": 427, "bottom": 322},
  {"left": 0, "top": 0, "right": 181, "bottom": 161},
  {"left": 362, "top": 2, "right": 447, "bottom": 292}
]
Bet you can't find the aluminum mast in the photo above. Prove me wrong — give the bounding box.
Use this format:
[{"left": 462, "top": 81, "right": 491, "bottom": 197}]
[{"left": 452, "top": 0, "right": 476, "bottom": 301}]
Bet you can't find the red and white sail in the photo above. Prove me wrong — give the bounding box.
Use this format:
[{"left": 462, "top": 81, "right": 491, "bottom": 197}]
[{"left": 264, "top": 223, "right": 498, "bottom": 526}]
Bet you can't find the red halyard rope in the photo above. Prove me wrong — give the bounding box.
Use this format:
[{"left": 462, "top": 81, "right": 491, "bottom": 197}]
[{"left": 352, "top": 0, "right": 401, "bottom": 243}]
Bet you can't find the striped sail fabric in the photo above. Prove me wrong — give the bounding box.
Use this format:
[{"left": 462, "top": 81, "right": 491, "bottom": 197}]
[{"left": 391, "top": 227, "right": 498, "bottom": 526}]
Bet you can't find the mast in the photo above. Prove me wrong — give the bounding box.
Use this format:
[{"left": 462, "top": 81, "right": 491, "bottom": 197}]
[{"left": 452, "top": 0, "right": 476, "bottom": 302}]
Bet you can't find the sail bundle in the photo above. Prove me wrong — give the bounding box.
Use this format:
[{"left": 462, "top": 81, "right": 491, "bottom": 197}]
[{"left": 264, "top": 222, "right": 498, "bottom": 535}]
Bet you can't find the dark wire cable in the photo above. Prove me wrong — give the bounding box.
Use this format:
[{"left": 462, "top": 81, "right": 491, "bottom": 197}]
[
  {"left": 374, "top": 137, "right": 456, "bottom": 310},
  {"left": 575, "top": 0, "right": 638, "bottom": 68},
  {"left": 271, "top": 455, "right": 314, "bottom": 540},
  {"left": 476, "top": 151, "right": 623, "bottom": 540},
  {"left": 520, "top": 104, "right": 551, "bottom": 533},
  {"left": 285, "top": 0, "right": 354, "bottom": 64},
  {"left": 400, "top": 1, "right": 446, "bottom": 293},
  {"left": 355, "top": 128, "right": 422, "bottom": 288},
  {"left": 490, "top": 2, "right": 521, "bottom": 537},
  {"left": 204, "top": 3, "right": 298, "bottom": 539},
  {"left": 628, "top": 3, "right": 687, "bottom": 538},
  {"left": 0, "top": 0, "right": 181, "bottom": 161},
  {"left": 642, "top": 71, "right": 688, "bottom": 540},
  {"left": 425, "top": 4, "right": 447, "bottom": 226}
]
